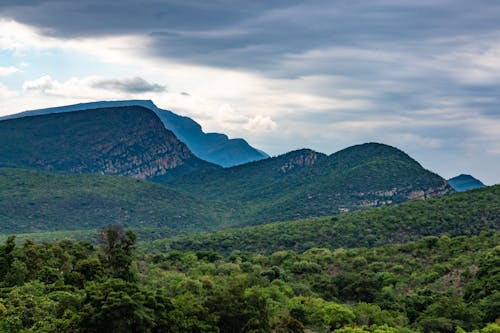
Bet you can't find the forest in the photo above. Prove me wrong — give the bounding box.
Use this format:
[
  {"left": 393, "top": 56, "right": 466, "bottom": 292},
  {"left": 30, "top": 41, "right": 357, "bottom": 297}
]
[{"left": 0, "top": 226, "right": 498, "bottom": 333}]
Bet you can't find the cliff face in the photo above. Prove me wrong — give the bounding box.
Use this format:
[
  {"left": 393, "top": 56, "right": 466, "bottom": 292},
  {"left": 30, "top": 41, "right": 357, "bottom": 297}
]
[{"left": 0, "top": 106, "right": 218, "bottom": 179}]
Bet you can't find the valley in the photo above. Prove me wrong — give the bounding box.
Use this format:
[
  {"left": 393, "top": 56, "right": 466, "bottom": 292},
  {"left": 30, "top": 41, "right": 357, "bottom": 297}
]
[{"left": 0, "top": 102, "right": 498, "bottom": 333}]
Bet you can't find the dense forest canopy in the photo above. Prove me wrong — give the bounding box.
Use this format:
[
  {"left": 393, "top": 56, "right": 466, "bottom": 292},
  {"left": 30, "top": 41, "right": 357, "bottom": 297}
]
[{"left": 0, "top": 226, "right": 498, "bottom": 332}]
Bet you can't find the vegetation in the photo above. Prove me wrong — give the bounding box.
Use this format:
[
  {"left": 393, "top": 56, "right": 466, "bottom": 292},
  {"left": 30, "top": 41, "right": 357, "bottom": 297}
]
[
  {"left": 165, "top": 143, "right": 452, "bottom": 225},
  {"left": 145, "top": 185, "right": 500, "bottom": 255},
  {"left": 0, "top": 227, "right": 498, "bottom": 332},
  {"left": 0, "top": 107, "right": 216, "bottom": 179},
  {"left": 0, "top": 168, "right": 223, "bottom": 234}
]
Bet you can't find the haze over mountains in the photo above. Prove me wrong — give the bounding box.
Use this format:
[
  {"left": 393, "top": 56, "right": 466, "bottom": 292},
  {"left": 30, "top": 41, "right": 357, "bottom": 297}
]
[{"left": 0, "top": 100, "right": 268, "bottom": 167}]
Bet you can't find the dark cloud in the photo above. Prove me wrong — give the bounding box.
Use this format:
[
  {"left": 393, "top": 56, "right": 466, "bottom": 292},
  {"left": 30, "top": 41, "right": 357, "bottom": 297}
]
[
  {"left": 90, "top": 77, "right": 166, "bottom": 93},
  {"left": 1, "top": 0, "right": 499, "bottom": 72}
]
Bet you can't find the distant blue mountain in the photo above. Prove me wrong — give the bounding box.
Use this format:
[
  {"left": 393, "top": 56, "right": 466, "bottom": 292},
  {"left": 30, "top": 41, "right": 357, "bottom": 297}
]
[
  {"left": 0, "top": 100, "right": 268, "bottom": 167},
  {"left": 448, "top": 174, "right": 486, "bottom": 192}
]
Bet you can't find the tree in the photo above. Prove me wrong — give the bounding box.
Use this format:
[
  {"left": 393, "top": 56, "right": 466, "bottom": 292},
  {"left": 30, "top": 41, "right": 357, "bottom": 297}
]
[
  {"left": 79, "top": 278, "right": 154, "bottom": 333},
  {"left": 98, "top": 225, "right": 137, "bottom": 281},
  {"left": 0, "top": 236, "right": 16, "bottom": 283}
]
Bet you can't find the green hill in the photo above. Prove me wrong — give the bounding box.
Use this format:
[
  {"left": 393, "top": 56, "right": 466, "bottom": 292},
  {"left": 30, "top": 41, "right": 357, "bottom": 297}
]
[
  {"left": 0, "top": 106, "right": 218, "bottom": 179},
  {"left": 0, "top": 168, "right": 224, "bottom": 234},
  {"left": 164, "top": 143, "right": 452, "bottom": 225},
  {"left": 145, "top": 185, "right": 500, "bottom": 255}
]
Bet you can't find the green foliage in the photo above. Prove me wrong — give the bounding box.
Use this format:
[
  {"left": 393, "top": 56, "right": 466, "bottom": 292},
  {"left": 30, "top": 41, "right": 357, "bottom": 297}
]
[
  {"left": 80, "top": 278, "right": 154, "bottom": 333},
  {"left": 0, "top": 225, "right": 498, "bottom": 332},
  {"left": 146, "top": 185, "right": 500, "bottom": 255},
  {"left": 288, "top": 296, "right": 355, "bottom": 332},
  {"left": 0, "top": 168, "right": 222, "bottom": 234}
]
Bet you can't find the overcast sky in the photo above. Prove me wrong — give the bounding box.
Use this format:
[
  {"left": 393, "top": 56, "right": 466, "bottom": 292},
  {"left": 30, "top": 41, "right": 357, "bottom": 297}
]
[{"left": 1, "top": 0, "right": 499, "bottom": 184}]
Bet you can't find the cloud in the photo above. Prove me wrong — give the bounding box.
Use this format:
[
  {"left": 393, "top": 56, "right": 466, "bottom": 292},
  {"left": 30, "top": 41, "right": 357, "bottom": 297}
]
[
  {"left": 244, "top": 115, "right": 277, "bottom": 132},
  {"left": 0, "top": 65, "right": 19, "bottom": 76},
  {"left": 22, "top": 75, "right": 166, "bottom": 97},
  {"left": 23, "top": 75, "right": 55, "bottom": 92},
  {"left": 1, "top": 1, "right": 497, "bottom": 71},
  {"left": 90, "top": 77, "right": 166, "bottom": 93}
]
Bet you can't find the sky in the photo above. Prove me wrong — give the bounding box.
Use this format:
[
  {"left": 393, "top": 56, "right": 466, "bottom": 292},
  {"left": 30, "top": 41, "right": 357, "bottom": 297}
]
[{"left": 0, "top": 0, "right": 499, "bottom": 184}]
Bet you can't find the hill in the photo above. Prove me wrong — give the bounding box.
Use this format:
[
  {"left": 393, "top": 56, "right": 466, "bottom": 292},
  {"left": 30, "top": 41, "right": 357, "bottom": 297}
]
[
  {"left": 0, "top": 168, "right": 224, "bottom": 234},
  {"left": 0, "top": 100, "right": 268, "bottom": 167},
  {"left": 448, "top": 174, "right": 486, "bottom": 192},
  {"left": 145, "top": 185, "right": 500, "bottom": 255},
  {"left": 165, "top": 143, "right": 452, "bottom": 225},
  {"left": 0, "top": 106, "right": 218, "bottom": 179}
]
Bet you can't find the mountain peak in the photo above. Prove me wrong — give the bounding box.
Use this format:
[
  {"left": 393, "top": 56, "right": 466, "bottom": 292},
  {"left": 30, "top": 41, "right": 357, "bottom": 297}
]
[
  {"left": 275, "top": 149, "right": 324, "bottom": 173},
  {"left": 448, "top": 174, "right": 485, "bottom": 192}
]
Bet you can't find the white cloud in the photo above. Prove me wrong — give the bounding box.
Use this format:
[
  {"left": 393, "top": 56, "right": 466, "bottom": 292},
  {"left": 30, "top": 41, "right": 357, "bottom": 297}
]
[
  {"left": 244, "top": 115, "right": 277, "bottom": 132},
  {"left": 0, "top": 66, "right": 19, "bottom": 76},
  {"left": 23, "top": 75, "right": 56, "bottom": 93}
]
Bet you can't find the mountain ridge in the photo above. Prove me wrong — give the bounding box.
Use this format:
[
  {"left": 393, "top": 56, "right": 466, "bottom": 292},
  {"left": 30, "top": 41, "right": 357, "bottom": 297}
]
[
  {"left": 0, "top": 100, "right": 268, "bottom": 167},
  {"left": 165, "top": 142, "right": 453, "bottom": 224}
]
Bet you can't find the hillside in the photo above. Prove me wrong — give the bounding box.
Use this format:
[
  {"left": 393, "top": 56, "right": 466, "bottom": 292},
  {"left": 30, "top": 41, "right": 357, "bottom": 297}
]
[
  {"left": 165, "top": 143, "right": 452, "bottom": 225},
  {"left": 0, "top": 106, "right": 218, "bottom": 179},
  {"left": 0, "top": 168, "right": 224, "bottom": 234},
  {"left": 145, "top": 185, "right": 500, "bottom": 255},
  {"left": 0, "top": 100, "right": 268, "bottom": 167},
  {"left": 448, "top": 174, "right": 486, "bottom": 192}
]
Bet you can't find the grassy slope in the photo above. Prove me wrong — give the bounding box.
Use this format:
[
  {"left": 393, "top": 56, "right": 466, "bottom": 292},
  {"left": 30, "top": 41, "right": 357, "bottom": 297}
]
[
  {"left": 144, "top": 185, "right": 500, "bottom": 255},
  {"left": 0, "top": 168, "right": 225, "bottom": 234}
]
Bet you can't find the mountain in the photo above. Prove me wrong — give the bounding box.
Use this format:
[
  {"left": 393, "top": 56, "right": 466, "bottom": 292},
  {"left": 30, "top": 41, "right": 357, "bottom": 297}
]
[
  {"left": 0, "top": 100, "right": 269, "bottom": 167},
  {"left": 147, "top": 184, "right": 500, "bottom": 255},
  {"left": 0, "top": 106, "right": 218, "bottom": 179},
  {"left": 165, "top": 142, "right": 453, "bottom": 225},
  {"left": 0, "top": 168, "right": 224, "bottom": 234},
  {"left": 448, "top": 174, "right": 486, "bottom": 192}
]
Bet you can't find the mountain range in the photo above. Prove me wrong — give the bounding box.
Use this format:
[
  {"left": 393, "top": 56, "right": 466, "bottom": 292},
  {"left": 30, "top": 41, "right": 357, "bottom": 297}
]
[
  {"left": 0, "top": 103, "right": 454, "bottom": 233},
  {"left": 0, "top": 100, "right": 268, "bottom": 167}
]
